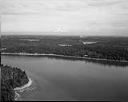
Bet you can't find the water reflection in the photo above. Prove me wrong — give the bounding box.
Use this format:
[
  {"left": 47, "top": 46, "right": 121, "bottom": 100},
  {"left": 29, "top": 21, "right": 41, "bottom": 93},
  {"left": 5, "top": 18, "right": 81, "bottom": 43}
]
[
  {"left": 1, "top": 55, "right": 128, "bottom": 101},
  {"left": 2, "top": 55, "right": 128, "bottom": 67}
]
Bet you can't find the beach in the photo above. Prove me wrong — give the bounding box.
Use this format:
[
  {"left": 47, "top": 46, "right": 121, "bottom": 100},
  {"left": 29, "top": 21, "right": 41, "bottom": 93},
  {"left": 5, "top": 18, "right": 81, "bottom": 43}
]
[
  {"left": 1, "top": 52, "right": 128, "bottom": 63},
  {"left": 14, "top": 78, "right": 32, "bottom": 101}
]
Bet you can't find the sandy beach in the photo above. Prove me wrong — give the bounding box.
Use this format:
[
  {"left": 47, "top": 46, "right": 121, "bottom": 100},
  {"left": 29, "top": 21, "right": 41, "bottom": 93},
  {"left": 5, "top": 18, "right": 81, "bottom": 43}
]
[
  {"left": 14, "top": 78, "right": 32, "bottom": 101},
  {"left": 1, "top": 52, "right": 128, "bottom": 63}
]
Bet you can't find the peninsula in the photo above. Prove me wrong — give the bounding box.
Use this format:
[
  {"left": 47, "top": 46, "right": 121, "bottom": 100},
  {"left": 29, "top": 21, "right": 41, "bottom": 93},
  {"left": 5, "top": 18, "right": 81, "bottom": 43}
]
[{"left": 1, "top": 64, "right": 29, "bottom": 101}]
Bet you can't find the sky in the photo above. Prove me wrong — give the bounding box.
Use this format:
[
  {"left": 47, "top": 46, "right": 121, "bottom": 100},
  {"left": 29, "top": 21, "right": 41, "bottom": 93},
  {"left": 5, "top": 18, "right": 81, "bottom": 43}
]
[{"left": 1, "top": 0, "right": 128, "bottom": 36}]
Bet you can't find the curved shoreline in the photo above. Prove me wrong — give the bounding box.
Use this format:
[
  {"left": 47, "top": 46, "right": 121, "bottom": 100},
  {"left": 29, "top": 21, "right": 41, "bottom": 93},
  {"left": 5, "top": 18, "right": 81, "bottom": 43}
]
[
  {"left": 14, "top": 77, "right": 32, "bottom": 91},
  {"left": 1, "top": 52, "right": 128, "bottom": 63},
  {"left": 14, "top": 78, "right": 32, "bottom": 101}
]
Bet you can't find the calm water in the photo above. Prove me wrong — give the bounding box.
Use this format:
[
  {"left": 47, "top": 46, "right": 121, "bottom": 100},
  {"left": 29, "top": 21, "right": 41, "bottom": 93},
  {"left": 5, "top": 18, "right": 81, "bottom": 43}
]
[{"left": 1, "top": 55, "right": 128, "bottom": 101}]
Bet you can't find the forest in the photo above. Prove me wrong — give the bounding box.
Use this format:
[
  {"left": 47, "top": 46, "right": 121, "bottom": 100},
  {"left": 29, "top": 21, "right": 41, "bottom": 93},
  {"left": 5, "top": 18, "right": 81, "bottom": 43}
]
[
  {"left": 0, "top": 64, "right": 29, "bottom": 101},
  {"left": 1, "top": 35, "right": 128, "bottom": 61}
]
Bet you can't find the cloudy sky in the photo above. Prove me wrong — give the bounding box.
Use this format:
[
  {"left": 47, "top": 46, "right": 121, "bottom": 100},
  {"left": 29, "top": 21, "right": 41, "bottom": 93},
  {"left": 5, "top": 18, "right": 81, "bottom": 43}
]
[{"left": 1, "top": 0, "right": 128, "bottom": 36}]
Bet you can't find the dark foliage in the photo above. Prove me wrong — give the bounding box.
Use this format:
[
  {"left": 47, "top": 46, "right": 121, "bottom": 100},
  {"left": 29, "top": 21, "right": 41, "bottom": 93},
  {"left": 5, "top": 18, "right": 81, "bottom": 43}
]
[
  {"left": 1, "top": 35, "right": 128, "bottom": 61},
  {"left": 0, "top": 64, "right": 29, "bottom": 101}
]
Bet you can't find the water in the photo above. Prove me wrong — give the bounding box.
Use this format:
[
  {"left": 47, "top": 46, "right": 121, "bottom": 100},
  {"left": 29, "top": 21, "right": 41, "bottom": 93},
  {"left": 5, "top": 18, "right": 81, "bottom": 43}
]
[{"left": 1, "top": 55, "right": 128, "bottom": 101}]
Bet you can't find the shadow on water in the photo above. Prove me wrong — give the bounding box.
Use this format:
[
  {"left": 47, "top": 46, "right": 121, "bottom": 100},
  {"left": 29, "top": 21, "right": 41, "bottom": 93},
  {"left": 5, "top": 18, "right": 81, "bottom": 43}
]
[
  {"left": 2, "top": 54, "right": 128, "bottom": 67},
  {"left": 41, "top": 56, "right": 128, "bottom": 67}
]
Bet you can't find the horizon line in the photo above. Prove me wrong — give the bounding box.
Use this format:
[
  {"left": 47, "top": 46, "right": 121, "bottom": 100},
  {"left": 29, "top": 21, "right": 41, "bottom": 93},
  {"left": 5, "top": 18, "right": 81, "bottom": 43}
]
[{"left": 1, "top": 32, "right": 128, "bottom": 37}]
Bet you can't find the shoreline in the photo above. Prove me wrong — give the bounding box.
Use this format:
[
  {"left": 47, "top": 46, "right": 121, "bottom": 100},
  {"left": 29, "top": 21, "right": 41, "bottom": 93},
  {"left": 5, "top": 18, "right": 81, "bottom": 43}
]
[
  {"left": 1, "top": 52, "right": 128, "bottom": 63},
  {"left": 14, "top": 78, "right": 32, "bottom": 101},
  {"left": 14, "top": 77, "right": 32, "bottom": 91}
]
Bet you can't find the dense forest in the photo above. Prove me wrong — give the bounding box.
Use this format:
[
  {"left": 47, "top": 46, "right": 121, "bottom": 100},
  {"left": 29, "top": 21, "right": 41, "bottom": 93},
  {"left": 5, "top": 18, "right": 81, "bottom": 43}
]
[
  {"left": 1, "top": 35, "right": 128, "bottom": 61},
  {"left": 0, "top": 64, "right": 29, "bottom": 101}
]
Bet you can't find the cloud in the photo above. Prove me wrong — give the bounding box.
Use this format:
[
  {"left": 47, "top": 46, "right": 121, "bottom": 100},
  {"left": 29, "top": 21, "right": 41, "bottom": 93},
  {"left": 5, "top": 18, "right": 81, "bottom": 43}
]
[
  {"left": 88, "top": 0, "right": 125, "bottom": 6},
  {"left": 1, "top": 0, "right": 128, "bottom": 36},
  {"left": 1, "top": 0, "right": 127, "bottom": 14}
]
